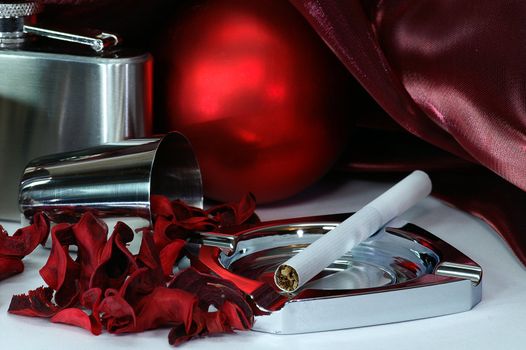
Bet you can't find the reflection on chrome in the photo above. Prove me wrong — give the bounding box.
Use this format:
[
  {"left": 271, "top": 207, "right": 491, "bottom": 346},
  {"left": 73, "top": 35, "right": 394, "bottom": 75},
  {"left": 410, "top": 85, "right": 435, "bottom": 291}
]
[{"left": 19, "top": 132, "right": 203, "bottom": 230}]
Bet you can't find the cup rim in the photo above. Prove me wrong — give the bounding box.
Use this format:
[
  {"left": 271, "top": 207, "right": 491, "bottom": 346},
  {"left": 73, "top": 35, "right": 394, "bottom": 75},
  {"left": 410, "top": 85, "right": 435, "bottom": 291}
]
[{"left": 147, "top": 131, "right": 203, "bottom": 225}]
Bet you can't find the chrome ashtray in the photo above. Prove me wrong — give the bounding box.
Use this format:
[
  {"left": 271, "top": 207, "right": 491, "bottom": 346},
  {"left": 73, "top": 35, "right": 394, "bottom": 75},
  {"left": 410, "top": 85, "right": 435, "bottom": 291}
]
[{"left": 196, "top": 213, "right": 482, "bottom": 334}]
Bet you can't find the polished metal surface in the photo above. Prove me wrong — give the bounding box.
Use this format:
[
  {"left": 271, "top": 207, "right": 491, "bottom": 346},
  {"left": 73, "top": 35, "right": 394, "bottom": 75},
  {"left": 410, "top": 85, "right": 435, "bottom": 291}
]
[
  {"left": 435, "top": 261, "right": 483, "bottom": 284},
  {"left": 197, "top": 214, "right": 483, "bottom": 334},
  {"left": 0, "top": 46, "right": 152, "bottom": 220},
  {"left": 19, "top": 132, "right": 202, "bottom": 228},
  {"left": 24, "top": 25, "right": 120, "bottom": 52},
  {"left": 223, "top": 227, "right": 437, "bottom": 290}
]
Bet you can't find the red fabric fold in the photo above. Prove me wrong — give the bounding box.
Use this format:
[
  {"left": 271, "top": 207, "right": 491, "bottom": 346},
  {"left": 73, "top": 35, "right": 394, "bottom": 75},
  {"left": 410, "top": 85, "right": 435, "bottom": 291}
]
[
  {"left": 370, "top": 0, "right": 526, "bottom": 190},
  {"left": 289, "top": 0, "right": 471, "bottom": 161},
  {"left": 290, "top": 0, "right": 526, "bottom": 191},
  {"left": 290, "top": 0, "right": 526, "bottom": 265}
]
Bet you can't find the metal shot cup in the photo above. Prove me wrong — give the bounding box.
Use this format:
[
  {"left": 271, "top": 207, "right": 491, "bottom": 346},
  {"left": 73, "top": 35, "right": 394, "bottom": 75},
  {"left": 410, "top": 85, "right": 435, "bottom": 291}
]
[{"left": 19, "top": 132, "right": 203, "bottom": 233}]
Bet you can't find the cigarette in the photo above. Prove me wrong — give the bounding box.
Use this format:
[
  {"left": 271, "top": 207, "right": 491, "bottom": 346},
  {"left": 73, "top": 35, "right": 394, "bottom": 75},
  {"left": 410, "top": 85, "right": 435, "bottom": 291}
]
[{"left": 274, "top": 170, "right": 432, "bottom": 293}]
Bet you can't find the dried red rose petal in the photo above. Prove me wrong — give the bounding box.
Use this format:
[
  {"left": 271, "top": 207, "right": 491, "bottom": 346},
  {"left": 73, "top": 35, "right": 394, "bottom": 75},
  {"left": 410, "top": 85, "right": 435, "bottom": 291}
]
[
  {"left": 73, "top": 213, "right": 108, "bottom": 292},
  {"left": 135, "top": 231, "right": 161, "bottom": 271},
  {"left": 80, "top": 287, "right": 103, "bottom": 334},
  {"left": 39, "top": 223, "right": 80, "bottom": 307},
  {"left": 51, "top": 307, "right": 102, "bottom": 335},
  {"left": 173, "top": 201, "right": 206, "bottom": 220},
  {"left": 200, "top": 310, "right": 229, "bottom": 333},
  {"left": 89, "top": 222, "right": 137, "bottom": 292},
  {"left": 159, "top": 240, "right": 186, "bottom": 277},
  {"left": 169, "top": 268, "right": 253, "bottom": 324},
  {"left": 152, "top": 216, "right": 177, "bottom": 249},
  {"left": 168, "top": 318, "right": 206, "bottom": 346},
  {"left": 167, "top": 307, "right": 243, "bottom": 346},
  {"left": 205, "top": 193, "right": 259, "bottom": 228},
  {"left": 220, "top": 300, "right": 253, "bottom": 330},
  {"left": 0, "top": 212, "right": 49, "bottom": 258},
  {"left": 0, "top": 256, "right": 24, "bottom": 281},
  {"left": 120, "top": 268, "right": 161, "bottom": 307},
  {"left": 153, "top": 216, "right": 217, "bottom": 251},
  {"left": 124, "top": 286, "right": 198, "bottom": 334},
  {"left": 98, "top": 288, "right": 136, "bottom": 333},
  {"left": 8, "top": 286, "right": 60, "bottom": 317},
  {"left": 150, "top": 194, "right": 177, "bottom": 218},
  {"left": 151, "top": 195, "right": 206, "bottom": 222},
  {"left": 38, "top": 213, "right": 108, "bottom": 305},
  {"left": 166, "top": 268, "right": 254, "bottom": 345},
  {"left": 151, "top": 193, "right": 259, "bottom": 253}
]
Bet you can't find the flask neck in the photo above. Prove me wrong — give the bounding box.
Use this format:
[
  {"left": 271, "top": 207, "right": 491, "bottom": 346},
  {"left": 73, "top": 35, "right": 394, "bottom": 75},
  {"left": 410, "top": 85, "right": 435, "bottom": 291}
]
[
  {"left": 0, "top": 16, "right": 32, "bottom": 48},
  {"left": 0, "top": 0, "right": 40, "bottom": 48}
]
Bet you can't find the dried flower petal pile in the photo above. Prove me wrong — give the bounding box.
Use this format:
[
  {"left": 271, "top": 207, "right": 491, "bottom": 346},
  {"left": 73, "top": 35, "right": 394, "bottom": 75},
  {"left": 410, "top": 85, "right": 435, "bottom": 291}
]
[{"left": 8, "top": 194, "right": 260, "bottom": 346}]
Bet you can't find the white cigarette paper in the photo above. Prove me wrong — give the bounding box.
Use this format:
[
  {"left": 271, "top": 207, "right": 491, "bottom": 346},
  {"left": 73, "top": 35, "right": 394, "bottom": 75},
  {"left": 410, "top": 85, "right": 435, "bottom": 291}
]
[{"left": 274, "top": 170, "right": 432, "bottom": 292}]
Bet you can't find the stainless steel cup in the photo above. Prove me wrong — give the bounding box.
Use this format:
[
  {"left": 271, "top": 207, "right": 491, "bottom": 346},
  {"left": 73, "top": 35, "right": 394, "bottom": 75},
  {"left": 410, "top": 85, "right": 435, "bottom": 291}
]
[{"left": 19, "top": 132, "right": 202, "bottom": 230}]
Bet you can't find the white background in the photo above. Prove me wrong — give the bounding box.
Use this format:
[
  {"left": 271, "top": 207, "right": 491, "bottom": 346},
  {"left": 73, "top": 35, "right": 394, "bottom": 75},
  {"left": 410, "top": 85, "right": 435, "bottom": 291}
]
[{"left": 1, "top": 177, "right": 525, "bottom": 349}]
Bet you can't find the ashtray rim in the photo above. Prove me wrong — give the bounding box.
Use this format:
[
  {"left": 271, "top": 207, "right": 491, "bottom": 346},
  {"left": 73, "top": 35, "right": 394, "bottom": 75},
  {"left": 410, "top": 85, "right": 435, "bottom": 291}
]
[{"left": 195, "top": 213, "right": 483, "bottom": 333}]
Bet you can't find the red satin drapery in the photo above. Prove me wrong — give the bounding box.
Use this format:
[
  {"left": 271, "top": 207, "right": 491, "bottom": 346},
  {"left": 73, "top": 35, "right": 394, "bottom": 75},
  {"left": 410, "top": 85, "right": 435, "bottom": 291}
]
[
  {"left": 290, "top": 0, "right": 526, "bottom": 189},
  {"left": 289, "top": 0, "right": 526, "bottom": 264}
]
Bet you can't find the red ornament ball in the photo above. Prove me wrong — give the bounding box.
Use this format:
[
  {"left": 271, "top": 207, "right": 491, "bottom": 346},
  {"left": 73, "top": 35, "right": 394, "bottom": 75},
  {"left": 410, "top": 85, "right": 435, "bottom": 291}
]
[{"left": 162, "top": 0, "right": 350, "bottom": 203}]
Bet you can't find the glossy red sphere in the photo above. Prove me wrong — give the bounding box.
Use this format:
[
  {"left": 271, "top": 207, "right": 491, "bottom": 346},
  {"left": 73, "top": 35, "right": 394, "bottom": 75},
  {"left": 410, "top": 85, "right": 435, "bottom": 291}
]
[{"left": 163, "top": 0, "right": 349, "bottom": 203}]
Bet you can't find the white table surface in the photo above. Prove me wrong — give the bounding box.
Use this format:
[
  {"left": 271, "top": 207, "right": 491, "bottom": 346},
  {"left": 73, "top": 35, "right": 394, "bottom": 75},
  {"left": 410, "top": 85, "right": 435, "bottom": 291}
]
[{"left": 1, "top": 176, "right": 525, "bottom": 349}]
